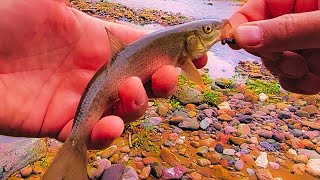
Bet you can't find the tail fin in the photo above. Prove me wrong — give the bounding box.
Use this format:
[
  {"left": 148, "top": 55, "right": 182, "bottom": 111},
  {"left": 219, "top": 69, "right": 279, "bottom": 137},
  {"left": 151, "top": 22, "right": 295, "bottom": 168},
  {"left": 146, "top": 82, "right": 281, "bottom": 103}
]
[{"left": 42, "top": 139, "right": 88, "bottom": 180}]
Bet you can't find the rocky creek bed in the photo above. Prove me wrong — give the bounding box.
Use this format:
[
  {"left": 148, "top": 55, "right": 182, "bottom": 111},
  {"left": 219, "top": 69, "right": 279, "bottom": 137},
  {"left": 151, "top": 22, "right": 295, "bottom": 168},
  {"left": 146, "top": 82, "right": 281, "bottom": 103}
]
[{"left": 4, "top": 1, "right": 320, "bottom": 180}]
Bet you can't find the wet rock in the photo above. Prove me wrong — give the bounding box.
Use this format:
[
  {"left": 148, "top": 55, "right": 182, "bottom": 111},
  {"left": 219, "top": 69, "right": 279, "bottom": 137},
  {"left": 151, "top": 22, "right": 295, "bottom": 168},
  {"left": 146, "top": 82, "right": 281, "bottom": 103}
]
[
  {"left": 278, "top": 111, "right": 292, "bottom": 119},
  {"left": 209, "top": 165, "right": 231, "bottom": 179},
  {"left": 188, "top": 172, "right": 202, "bottom": 180},
  {"left": 215, "top": 143, "right": 223, "bottom": 153},
  {"left": 295, "top": 110, "right": 310, "bottom": 118},
  {"left": 169, "top": 116, "right": 184, "bottom": 126},
  {"left": 229, "top": 136, "right": 250, "bottom": 146},
  {"left": 294, "top": 155, "right": 308, "bottom": 164},
  {"left": 258, "top": 130, "right": 273, "bottom": 139},
  {"left": 162, "top": 165, "right": 187, "bottom": 179},
  {"left": 198, "top": 104, "right": 209, "bottom": 110},
  {"left": 291, "top": 129, "right": 303, "bottom": 137},
  {"left": 205, "top": 152, "right": 222, "bottom": 165},
  {"left": 304, "top": 131, "right": 319, "bottom": 140},
  {"left": 297, "top": 149, "right": 320, "bottom": 159},
  {"left": 122, "top": 166, "right": 139, "bottom": 180},
  {"left": 224, "top": 126, "right": 237, "bottom": 133},
  {"left": 268, "top": 162, "right": 280, "bottom": 169},
  {"left": 187, "top": 111, "right": 197, "bottom": 118},
  {"left": 190, "top": 141, "right": 200, "bottom": 148},
  {"left": 302, "top": 105, "right": 318, "bottom": 115},
  {"left": 203, "top": 108, "right": 215, "bottom": 117},
  {"left": 237, "top": 124, "right": 251, "bottom": 135},
  {"left": 291, "top": 163, "right": 306, "bottom": 175},
  {"left": 174, "top": 85, "right": 204, "bottom": 104},
  {"left": 100, "top": 164, "right": 125, "bottom": 180},
  {"left": 255, "top": 152, "right": 268, "bottom": 168},
  {"left": 20, "top": 165, "right": 32, "bottom": 177},
  {"left": 301, "top": 121, "right": 320, "bottom": 130},
  {"left": 120, "top": 146, "right": 130, "bottom": 153},
  {"left": 185, "top": 104, "right": 197, "bottom": 111},
  {"left": 164, "top": 140, "right": 176, "bottom": 147},
  {"left": 150, "top": 162, "right": 162, "bottom": 178},
  {"left": 140, "top": 166, "right": 151, "bottom": 179},
  {"left": 160, "top": 147, "right": 181, "bottom": 166},
  {"left": 200, "top": 118, "right": 212, "bottom": 130},
  {"left": 300, "top": 139, "right": 314, "bottom": 149},
  {"left": 272, "top": 131, "right": 285, "bottom": 142},
  {"left": 150, "top": 117, "right": 162, "bottom": 125},
  {"left": 256, "top": 169, "right": 273, "bottom": 180},
  {"left": 88, "top": 158, "right": 112, "bottom": 179},
  {"left": 237, "top": 115, "right": 254, "bottom": 123},
  {"left": 246, "top": 168, "right": 255, "bottom": 176},
  {"left": 157, "top": 103, "right": 169, "bottom": 116},
  {"left": 259, "top": 93, "right": 268, "bottom": 102},
  {"left": 217, "top": 113, "right": 233, "bottom": 121},
  {"left": 223, "top": 149, "right": 236, "bottom": 156},
  {"left": 286, "top": 149, "right": 298, "bottom": 159},
  {"left": 197, "top": 158, "right": 211, "bottom": 167},
  {"left": 110, "top": 154, "right": 120, "bottom": 164},
  {"left": 260, "top": 141, "right": 276, "bottom": 152},
  {"left": 217, "top": 101, "right": 231, "bottom": 110},
  {"left": 178, "top": 118, "right": 199, "bottom": 130},
  {"left": 306, "top": 159, "right": 320, "bottom": 177},
  {"left": 100, "top": 145, "right": 117, "bottom": 159},
  {"left": 196, "top": 146, "right": 209, "bottom": 156},
  {"left": 234, "top": 160, "right": 244, "bottom": 171}
]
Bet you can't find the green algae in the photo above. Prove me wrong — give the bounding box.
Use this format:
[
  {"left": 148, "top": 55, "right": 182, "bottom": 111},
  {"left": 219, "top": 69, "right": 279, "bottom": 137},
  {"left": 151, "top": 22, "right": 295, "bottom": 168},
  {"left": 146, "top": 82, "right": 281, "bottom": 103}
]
[
  {"left": 203, "top": 89, "right": 219, "bottom": 105},
  {"left": 246, "top": 79, "right": 281, "bottom": 95}
]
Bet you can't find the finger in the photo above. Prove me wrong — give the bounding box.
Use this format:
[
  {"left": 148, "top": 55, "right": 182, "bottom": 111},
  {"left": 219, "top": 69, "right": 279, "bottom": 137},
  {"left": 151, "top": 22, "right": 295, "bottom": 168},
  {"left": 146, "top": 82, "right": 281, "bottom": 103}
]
[
  {"left": 233, "top": 11, "right": 320, "bottom": 51},
  {"left": 193, "top": 54, "right": 208, "bottom": 69},
  {"left": 278, "top": 51, "right": 309, "bottom": 79},
  {"left": 306, "top": 49, "right": 320, "bottom": 76},
  {"left": 279, "top": 73, "right": 320, "bottom": 95},
  {"left": 89, "top": 115, "right": 124, "bottom": 149},
  {"left": 113, "top": 77, "right": 148, "bottom": 123},
  {"left": 151, "top": 65, "right": 179, "bottom": 97},
  {"left": 294, "top": 0, "right": 319, "bottom": 13}
]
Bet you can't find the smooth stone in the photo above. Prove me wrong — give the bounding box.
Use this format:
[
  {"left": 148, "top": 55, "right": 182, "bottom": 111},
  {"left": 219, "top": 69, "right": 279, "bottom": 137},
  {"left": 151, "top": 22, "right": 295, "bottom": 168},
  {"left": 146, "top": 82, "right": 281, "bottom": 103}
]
[
  {"left": 294, "top": 155, "right": 308, "bottom": 164},
  {"left": 268, "top": 162, "right": 280, "bottom": 169},
  {"left": 278, "top": 111, "right": 292, "bottom": 119},
  {"left": 150, "top": 117, "right": 162, "bottom": 125},
  {"left": 122, "top": 166, "right": 139, "bottom": 180},
  {"left": 237, "top": 114, "right": 254, "bottom": 124},
  {"left": 255, "top": 152, "right": 268, "bottom": 169},
  {"left": 286, "top": 149, "right": 298, "bottom": 159},
  {"left": 224, "top": 126, "right": 237, "bottom": 134},
  {"left": 169, "top": 116, "right": 184, "bottom": 126},
  {"left": 174, "top": 85, "right": 204, "bottom": 104},
  {"left": 20, "top": 165, "right": 32, "bottom": 177},
  {"left": 291, "top": 163, "right": 306, "bottom": 176},
  {"left": 258, "top": 130, "right": 273, "bottom": 139},
  {"left": 292, "top": 129, "right": 303, "bottom": 137},
  {"left": 259, "top": 93, "right": 268, "bottom": 102},
  {"left": 306, "top": 159, "right": 320, "bottom": 177},
  {"left": 214, "top": 143, "right": 224, "bottom": 154},
  {"left": 203, "top": 109, "right": 214, "bottom": 117},
  {"left": 237, "top": 124, "right": 251, "bottom": 135},
  {"left": 297, "top": 149, "right": 320, "bottom": 159},
  {"left": 139, "top": 167, "right": 151, "bottom": 179},
  {"left": 234, "top": 160, "right": 244, "bottom": 171},
  {"left": 302, "top": 105, "right": 318, "bottom": 115},
  {"left": 188, "top": 172, "right": 202, "bottom": 180},
  {"left": 223, "top": 149, "right": 236, "bottom": 156},
  {"left": 217, "top": 114, "right": 233, "bottom": 121},
  {"left": 160, "top": 147, "right": 181, "bottom": 166},
  {"left": 178, "top": 118, "right": 199, "bottom": 131},
  {"left": 198, "top": 104, "right": 209, "bottom": 110},
  {"left": 190, "top": 141, "right": 200, "bottom": 148},
  {"left": 187, "top": 111, "right": 197, "bottom": 118},
  {"left": 217, "top": 101, "right": 231, "bottom": 110},
  {"left": 100, "top": 145, "right": 117, "bottom": 159},
  {"left": 304, "top": 131, "right": 320, "bottom": 140},
  {"left": 100, "top": 164, "right": 125, "bottom": 180},
  {"left": 197, "top": 158, "right": 211, "bottom": 167},
  {"left": 246, "top": 168, "right": 255, "bottom": 176},
  {"left": 200, "top": 118, "right": 212, "bottom": 130},
  {"left": 260, "top": 141, "right": 276, "bottom": 152},
  {"left": 229, "top": 136, "right": 250, "bottom": 146},
  {"left": 88, "top": 159, "right": 112, "bottom": 179},
  {"left": 295, "top": 110, "right": 310, "bottom": 118},
  {"left": 162, "top": 165, "right": 187, "bottom": 179},
  {"left": 120, "top": 146, "right": 130, "bottom": 153},
  {"left": 272, "top": 131, "right": 285, "bottom": 142},
  {"left": 302, "top": 121, "right": 320, "bottom": 130},
  {"left": 256, "top": 169, "right": 273, "bottom": 180},
  {"left": 196, "top": 146, "right": 209, "bottom": 156}
]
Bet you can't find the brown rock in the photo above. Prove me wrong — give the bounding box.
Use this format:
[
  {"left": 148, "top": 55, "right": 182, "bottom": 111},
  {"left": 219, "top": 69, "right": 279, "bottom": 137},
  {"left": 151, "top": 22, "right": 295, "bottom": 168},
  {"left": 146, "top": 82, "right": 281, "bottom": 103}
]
[
  {"left": 189, "top": 172, "right": 203, "bottom": 180},
  {"left": 109, "top": 154, "right": 120, "bottom": 164},
  {"left": 160, "top": 147, "right": 181, "bottom": 166},
  {"left": 120, "top": 146, "right": 130, "bottom": 153},
  {"left": 139, "top": 166, "right": 151, "bottom": 179},
  {"left": 291, "top": 163, "right": 306, "bottom": 175},
  {"left": 256, "top": 169, "right": 273, "bottom": 180},
  {"left": 185, "top": 104, "right": 197, "bottom": 111},
  {"left": 157, "top": 103, "right": 169, "bottom": 116},
  {"left": 294, "top": 155, "right": 308, "bottom": 164},
  {"left": 302, "top": 105, "right": 318, "bottom": 115},
  {"left": 300, "top": 139, "right": 314, "bottom": 149},
  {"left": 205, "top": 152, "right": 222, "bottom": 165},
  {"left": 197, "top": 158, "right": 211, "bottom": 167},
  {"left": 302, "top": 120, "right": 320, "bottom": 130},
  {"left": 229, "top": 136, "right": 250, "bottom": 146},
  {"left": 20, "top": 165, "right": 32, "bottom": 177},
  {"left": 190, "top": 141, "right": 200, "bottom": 148},
  {"left": 100, "top": 145, "right": 117, "bottom": 159},
  {"left": 208, "top": 165, "right": 231, "bottom": 179},
  {"left": 305, "top": 96, "right": 317, "bottom": 105},
  {"left": 188, "top": 111, "right": 197, "bottom": 118},
  {"left": 276, "top": 103, "right": 289, "bottom": 110},
  {"left": 217, "top": 114, "right": 233, "bottom": 122},
  {"left": 142, "top": 157, "right": 158, "bottom": 165},
  {"left": 169, "top": 116, "right": 184, "bottom": 126}
]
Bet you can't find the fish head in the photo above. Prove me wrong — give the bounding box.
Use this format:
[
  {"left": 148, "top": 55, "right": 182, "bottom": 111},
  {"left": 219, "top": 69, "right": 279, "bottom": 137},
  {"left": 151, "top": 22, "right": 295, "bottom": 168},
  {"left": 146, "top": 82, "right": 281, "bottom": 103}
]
[{"left": 185, "top": 19, "right": 229, "bottom": 59}]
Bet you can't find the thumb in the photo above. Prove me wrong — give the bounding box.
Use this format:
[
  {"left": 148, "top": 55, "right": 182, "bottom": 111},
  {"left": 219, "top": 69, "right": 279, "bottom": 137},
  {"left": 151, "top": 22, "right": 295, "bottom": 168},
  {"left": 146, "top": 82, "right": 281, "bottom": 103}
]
[{"left": 233, "top": 10, "right": 320, "bottom": 52}]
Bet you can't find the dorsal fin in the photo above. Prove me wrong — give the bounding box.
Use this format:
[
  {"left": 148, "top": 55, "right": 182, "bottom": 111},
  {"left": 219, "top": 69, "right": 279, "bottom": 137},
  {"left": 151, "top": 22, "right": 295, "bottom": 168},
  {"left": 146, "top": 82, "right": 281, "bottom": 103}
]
[{"left": 105, "top": 27, "right": 126, "bottom": 59}]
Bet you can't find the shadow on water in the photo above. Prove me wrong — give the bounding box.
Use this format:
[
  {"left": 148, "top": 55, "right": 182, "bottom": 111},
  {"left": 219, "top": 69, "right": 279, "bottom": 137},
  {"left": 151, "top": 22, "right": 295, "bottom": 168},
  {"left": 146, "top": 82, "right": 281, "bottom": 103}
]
[{"left": 111, "top": 0, "right": 258, "bottom": 78}]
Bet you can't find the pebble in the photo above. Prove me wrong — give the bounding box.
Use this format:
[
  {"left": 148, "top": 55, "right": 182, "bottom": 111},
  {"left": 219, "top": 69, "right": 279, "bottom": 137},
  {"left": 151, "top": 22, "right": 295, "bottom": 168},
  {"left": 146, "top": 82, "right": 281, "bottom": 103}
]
[
  {"left": 306, "top": 159, "right": 320, "bottom": 177},
  {"left": 178, "top": 118, "right": 200, "bottom": 130},
  {"left": 200, "top": 118, "right": 212, "bottom": 130},
  {"left": 246, "top": 168, "right": 255, "bottom": 176},
  {"left": 217, "top": 114, "right": 233, "bottom": 121},
  {"left": 150, "top": 162, "right": 162, "bottom": 178},
  {"left": 268, "top": 162, "right": 280, "bottom": 169},
  {"left": 237, "top": 124, "right": 251, "bottom": 135},
  {"left": 295, "top": 110, "right": 310, "bottom": 118},
  {"left": 20, "top": 165, "right": 32, "bottom": 177},
  {"left": 294, "top": 154, "right": 309, "bottom": 164},
  {"left": 260, "top": 141, "right": 276, "bottom": 152},
  {"left": 214, "top": 143, "right": 224, "bottom": 153},
  {"left": 139, "top": 166, "right": 151, "bottom": 179},
  {"left": 120, "top": 146, "right": 130, "bottom": 153},
  {"left": 302, "top": 105, "right": 318, "bottom": 115},
  {"left": 100, "top": 164, "right": 125, "bottom": 180},
  {"left": 160, "top": 147, "right": 181, "bottom": 166},
  {"left": 278, "top": 111, "right": 292, "bottom": 119},
  {"left": 255, "top": 152, "right": 268, "bottom": 168},
  {"left": 291, "top": 129, "right": 303, "bottom": 137},
  {"left": 229, "top": 136, "right": 250, "bottom": 146},
  {"left": 162, "top": 165, "right": 187, "bottom": 179},
  {"left": 258, "top": 130, "right": 273, "bottom": 139},
  {"left": 259, "top": 93, "right": 268, "bottom": 102},
  {"left": 256, "top": 169, "right": 274, "bottom": 180},
  {"left": 223, "top": 149, "right": 236, "bottom": 156},
  {"left": 169, "top": 116, "right": 184, "bottom": 126},
  {"left": 122, "top": 166, "right": 139, "bottom": 180},
  {"left": 190, "top": 141, "right": 200, "bottom": 148},
  {"left": 291, "top": 163, "right": 306, "bottom": 175},
  {"left": 188, "top": 172, "right": 202, "bottom": 180},
  {"left": 297, "top": 149, "right": 320, "bottom": 159},
  {"left": 224, "top": 126, "right": 237, "bottom": 133},
  {"left": 237, "top": 115, "right": 254, "bottom": 123},
  {"left": 174, "top": 85, "right": 204, "bottom": 104},
  {"left": 100, "top": 145, "right": 117, "bottom": 159},
  {"left": 234, "top": 160, "right": 244, "bottom": 171},
  {"left": 197, "top": 158, "right": 211, "bottom": 167},
  {"left": 217, "top": 101, "right": 231, "bottom": 110},
  {"left": 187, "top": 111, "right": 197, "bottom": 118}
]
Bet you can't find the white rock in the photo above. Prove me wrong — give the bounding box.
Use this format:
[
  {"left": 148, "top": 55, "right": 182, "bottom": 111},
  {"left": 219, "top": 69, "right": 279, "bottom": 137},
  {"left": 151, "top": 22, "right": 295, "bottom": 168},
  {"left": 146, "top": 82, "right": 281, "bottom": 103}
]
[
  {"left": 255, "top": 152, "right": 268, "bottom": 169},
  {"left": 306, "top": 159, "right": 320, "bottom": 177},
  {"left": 258, "top": 93, "right": 269, "bottom": 102},
  {"left": 218, "top": 101, "right": 231, "bottom": 110}
]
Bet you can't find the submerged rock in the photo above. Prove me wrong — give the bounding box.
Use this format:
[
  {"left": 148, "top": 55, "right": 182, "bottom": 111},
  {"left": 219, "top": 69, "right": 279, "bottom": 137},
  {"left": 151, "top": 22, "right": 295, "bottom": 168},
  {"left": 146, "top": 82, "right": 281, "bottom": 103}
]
[
  {"left": 162, "top": 165, "right": 187, "bottom": 179},
  {"left": 160, "top": 147, "right": 181, "bottom": 166},
  {"left": 174, "top": 85, "right": 204, "bottom": 104}
]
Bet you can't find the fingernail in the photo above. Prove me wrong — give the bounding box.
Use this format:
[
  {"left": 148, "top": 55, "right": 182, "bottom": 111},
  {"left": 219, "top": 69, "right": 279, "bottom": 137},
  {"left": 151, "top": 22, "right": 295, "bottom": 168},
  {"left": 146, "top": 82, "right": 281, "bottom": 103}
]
[
  {"left": 135, "top": 85, "right": 146, "bottom": 106},
  {"left": 236, "top": 25, "right": 262, "bottom": 46}
]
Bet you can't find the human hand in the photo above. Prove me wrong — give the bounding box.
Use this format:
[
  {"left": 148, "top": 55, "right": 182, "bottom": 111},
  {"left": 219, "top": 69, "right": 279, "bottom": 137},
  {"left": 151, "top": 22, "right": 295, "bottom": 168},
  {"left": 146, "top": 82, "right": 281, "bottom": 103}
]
[
  {"left": 228, "top": 0, "right": 320, "bottom": 94},
  {"left": 0, "top": 0, "right": 207, "bottom": 149}
]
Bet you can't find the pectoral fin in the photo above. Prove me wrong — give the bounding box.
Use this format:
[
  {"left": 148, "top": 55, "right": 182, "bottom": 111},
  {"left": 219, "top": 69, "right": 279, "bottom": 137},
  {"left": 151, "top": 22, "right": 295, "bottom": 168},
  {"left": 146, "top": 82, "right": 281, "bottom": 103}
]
[
  {"left": 181, "top": 59, "right": 205, "bottom": 89},
  {"left": 105, "top": 27, "right": 126, "bottom": 64}
]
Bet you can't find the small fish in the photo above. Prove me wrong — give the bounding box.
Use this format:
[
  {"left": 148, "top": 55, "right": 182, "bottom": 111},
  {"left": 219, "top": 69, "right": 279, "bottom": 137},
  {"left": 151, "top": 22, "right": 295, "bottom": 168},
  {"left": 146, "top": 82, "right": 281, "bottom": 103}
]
[{"left": 42, "top": 19, "right": 228, "bottom": 180}]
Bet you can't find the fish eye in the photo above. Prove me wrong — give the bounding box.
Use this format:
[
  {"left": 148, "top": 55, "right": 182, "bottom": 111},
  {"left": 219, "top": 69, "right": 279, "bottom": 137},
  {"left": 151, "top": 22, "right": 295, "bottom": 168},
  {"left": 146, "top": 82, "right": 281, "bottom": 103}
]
[{"left": 203, "top": 25, "right": 212, "bottom": 34}]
